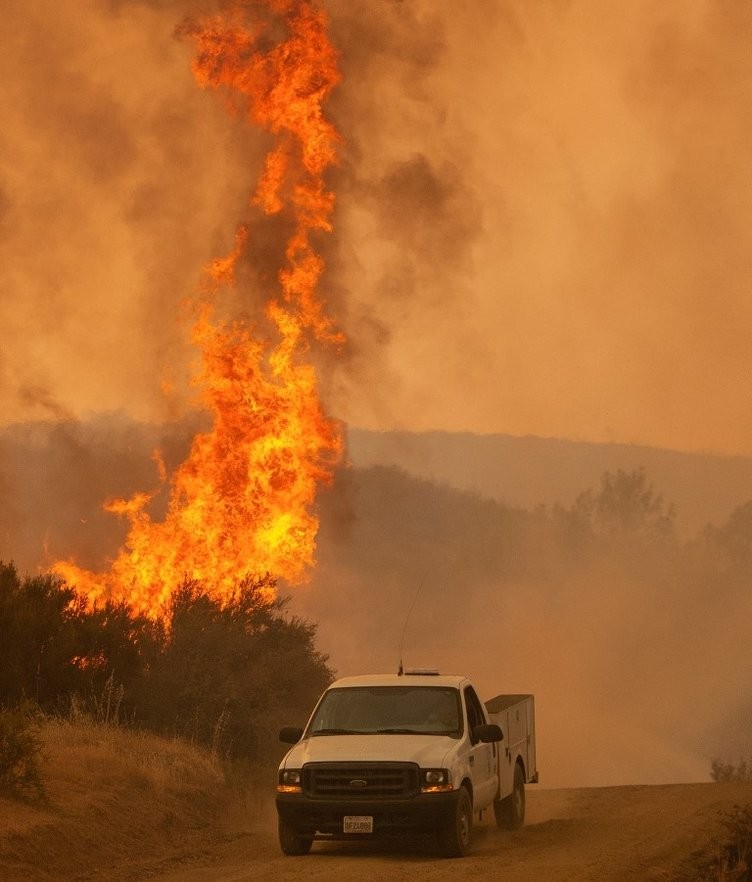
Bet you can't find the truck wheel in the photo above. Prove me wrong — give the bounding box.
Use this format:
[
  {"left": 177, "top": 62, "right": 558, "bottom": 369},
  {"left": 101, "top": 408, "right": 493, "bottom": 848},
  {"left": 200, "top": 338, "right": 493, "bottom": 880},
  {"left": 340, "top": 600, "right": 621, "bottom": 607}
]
[
  {"left": 278, "top": 817, "right": 313, "bottom": 856},
  {"left": 437, "top": 786, "right": 473, "bottom": 857},
  {"left": 495, "top": 762, "right": 525, "bottom": 830}
]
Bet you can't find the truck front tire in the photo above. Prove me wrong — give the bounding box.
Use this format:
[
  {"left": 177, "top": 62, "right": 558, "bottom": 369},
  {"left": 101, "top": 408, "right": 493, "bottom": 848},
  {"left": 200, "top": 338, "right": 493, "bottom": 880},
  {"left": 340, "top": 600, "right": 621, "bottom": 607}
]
[
  {"left": 495, "top": 762, "right": 525, "bottom": 830},
  {"left": 437, "top": 786, "right": 473, "bottom": 857},
  {"left": 278, "top": 817, "right": 313, "bottom": 856}
]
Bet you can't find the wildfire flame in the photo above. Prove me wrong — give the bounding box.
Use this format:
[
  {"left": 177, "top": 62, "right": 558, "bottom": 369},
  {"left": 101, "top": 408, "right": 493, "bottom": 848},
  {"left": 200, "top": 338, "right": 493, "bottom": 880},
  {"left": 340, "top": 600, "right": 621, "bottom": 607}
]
[{"left": 54, "top": 0, "right": 343, "bottom": 617}]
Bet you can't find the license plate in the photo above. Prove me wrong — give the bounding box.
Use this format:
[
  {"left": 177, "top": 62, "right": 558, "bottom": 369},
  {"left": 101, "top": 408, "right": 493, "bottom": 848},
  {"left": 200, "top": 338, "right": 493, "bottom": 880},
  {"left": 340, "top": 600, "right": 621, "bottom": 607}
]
[{"left": 343, "top": 815, "right": 373, "bottom": 834}]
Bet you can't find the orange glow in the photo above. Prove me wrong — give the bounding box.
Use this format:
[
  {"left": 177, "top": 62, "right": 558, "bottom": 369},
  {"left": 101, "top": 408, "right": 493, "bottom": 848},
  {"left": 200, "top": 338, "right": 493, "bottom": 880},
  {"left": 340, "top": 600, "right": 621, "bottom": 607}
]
[{"left": 54, "top": 0, "right": 343, "bottom": 618}]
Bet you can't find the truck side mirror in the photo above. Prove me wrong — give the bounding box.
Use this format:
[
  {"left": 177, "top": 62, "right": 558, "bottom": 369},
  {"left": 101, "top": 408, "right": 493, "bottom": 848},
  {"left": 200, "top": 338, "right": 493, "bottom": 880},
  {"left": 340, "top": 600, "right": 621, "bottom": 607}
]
[
  {"left": 473, "top": 723, "right": 503, "bottom": 743},
  {"left": 279, "top": 726, "right": 304, "bottom": 744}
]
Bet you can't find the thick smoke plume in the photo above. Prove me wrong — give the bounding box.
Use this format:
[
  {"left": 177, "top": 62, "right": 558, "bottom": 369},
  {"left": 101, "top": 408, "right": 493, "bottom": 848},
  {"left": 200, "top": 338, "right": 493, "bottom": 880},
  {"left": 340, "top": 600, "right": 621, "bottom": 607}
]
[
  {"left": 3, "top": 2, "right": 752, "bottom": 452},
  {"left": 329, "top": 0, "right": 752, "bottom": 455}
]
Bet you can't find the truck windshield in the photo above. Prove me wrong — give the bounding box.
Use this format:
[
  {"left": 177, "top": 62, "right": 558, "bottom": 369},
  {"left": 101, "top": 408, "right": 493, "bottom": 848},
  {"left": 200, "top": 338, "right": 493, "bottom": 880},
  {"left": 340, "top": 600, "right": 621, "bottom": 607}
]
[{"left": 306, "top": 686, "right": 462, "bottom": 738}]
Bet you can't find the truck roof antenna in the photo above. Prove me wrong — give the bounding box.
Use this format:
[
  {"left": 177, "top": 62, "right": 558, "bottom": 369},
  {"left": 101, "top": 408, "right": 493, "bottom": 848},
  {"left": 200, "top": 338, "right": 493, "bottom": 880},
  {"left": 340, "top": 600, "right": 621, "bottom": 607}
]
[{"left": 398, "top": 575, "right": 426, "bottom": 676}]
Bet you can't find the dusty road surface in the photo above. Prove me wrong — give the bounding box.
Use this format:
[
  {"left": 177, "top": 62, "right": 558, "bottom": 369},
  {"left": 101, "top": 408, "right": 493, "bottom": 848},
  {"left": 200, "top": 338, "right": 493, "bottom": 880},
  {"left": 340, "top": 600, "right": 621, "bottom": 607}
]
[{"left": 156, "top": 782, "right": 751, "bottom": 882}]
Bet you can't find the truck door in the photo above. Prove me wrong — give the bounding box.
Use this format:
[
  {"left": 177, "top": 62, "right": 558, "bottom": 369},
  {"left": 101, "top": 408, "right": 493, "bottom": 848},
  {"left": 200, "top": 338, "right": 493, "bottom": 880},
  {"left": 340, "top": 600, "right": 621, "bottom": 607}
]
[{"left": 463, "top": 685, "right": 497, "bottom": 809}]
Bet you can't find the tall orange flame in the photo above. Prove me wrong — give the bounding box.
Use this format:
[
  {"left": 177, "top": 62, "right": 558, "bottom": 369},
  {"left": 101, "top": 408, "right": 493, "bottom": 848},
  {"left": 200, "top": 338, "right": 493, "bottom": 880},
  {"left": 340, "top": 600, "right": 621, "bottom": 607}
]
[{"left": 54, "top": 0, "right": 343, "bottom": 617}]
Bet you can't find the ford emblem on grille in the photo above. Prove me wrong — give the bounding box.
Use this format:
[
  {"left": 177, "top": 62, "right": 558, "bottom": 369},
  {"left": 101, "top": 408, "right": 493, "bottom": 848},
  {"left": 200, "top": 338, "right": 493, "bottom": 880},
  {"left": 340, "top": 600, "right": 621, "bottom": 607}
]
[{"left": 349, "top": 779, "right": 368, "bottom": 788}]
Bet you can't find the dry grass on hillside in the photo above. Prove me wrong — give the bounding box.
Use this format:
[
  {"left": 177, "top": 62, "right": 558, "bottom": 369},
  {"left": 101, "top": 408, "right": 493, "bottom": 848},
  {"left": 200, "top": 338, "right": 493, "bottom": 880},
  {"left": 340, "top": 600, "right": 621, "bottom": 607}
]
[{"left": 0, "top": 716, "right": 266, "bottom": 882}]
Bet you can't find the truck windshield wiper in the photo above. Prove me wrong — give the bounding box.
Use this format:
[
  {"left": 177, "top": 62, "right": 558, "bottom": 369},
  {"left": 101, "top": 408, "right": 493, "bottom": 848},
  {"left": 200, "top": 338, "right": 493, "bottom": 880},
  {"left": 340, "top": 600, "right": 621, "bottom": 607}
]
[
  {"left": 310, "top": 728, "right": 359, "bottom": 736},
  {"left": 375, "top": 728, "right": 422, "bottom": 734}
]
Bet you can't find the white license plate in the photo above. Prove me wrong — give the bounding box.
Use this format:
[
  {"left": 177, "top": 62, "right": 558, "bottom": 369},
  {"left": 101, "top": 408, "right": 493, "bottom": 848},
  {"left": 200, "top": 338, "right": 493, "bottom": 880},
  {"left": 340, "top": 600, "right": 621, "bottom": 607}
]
[{"left": 343, "top": 815, "right": 373, "bottom": 834}]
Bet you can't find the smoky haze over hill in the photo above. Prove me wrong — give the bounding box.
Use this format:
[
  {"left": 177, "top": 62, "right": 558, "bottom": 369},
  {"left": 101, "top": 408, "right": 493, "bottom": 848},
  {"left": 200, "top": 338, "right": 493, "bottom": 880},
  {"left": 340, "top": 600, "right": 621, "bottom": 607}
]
[
  {"left": 348, "top": 429, "right": 752, "bottom": 538},
  {"left": 298, "top": 459, "right": 752, "bottom": 789},
  {"left": 2, "top": 419, "right": 752, "bottom": 788}
]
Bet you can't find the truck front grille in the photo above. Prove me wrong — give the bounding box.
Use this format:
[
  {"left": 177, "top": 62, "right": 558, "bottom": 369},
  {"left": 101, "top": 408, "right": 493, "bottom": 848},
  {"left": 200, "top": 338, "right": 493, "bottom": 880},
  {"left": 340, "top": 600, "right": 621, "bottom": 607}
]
[{"left": 303, "top": 762, "right": 419, "bottom": 799}]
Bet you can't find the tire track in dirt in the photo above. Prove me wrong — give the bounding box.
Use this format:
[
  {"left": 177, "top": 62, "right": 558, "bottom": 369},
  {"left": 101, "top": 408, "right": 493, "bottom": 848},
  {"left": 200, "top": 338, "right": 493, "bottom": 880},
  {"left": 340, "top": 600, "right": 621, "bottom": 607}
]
[{"left": 154, "top": 782, "right": 751, "bottom": 882}]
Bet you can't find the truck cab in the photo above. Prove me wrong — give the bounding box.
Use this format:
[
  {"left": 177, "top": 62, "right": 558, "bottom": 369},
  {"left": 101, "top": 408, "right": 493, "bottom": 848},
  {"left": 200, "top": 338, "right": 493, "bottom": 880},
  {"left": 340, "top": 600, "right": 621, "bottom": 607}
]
[{"left": 275, "top": 672, "right": 537, "bottom": 857}]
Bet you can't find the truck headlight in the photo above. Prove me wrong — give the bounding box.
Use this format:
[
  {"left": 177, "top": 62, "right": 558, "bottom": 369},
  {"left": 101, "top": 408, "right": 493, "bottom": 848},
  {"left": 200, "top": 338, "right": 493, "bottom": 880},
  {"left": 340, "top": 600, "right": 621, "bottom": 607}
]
[
  {"left": 420, "top": 768, "right": 453, "bottom": 793},
  {"left": 277, "top": 769, "right": 303, "bottom": 793}
]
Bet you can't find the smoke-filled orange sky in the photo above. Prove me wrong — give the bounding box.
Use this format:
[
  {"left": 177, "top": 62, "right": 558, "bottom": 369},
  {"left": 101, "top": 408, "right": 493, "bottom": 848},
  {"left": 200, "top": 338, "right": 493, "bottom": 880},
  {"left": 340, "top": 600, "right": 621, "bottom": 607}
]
[{"left": 2, "top": 0, "right": 752, "bottom": 455}]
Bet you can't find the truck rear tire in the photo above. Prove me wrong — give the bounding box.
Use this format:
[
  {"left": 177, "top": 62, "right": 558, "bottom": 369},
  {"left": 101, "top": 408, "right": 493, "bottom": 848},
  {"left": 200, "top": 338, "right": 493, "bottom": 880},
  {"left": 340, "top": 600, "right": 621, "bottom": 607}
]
[
  {"left": 437, "top": 786, "right": 473, "bottom": 857},
  {"left": 495, "top": 762, "right": 525, "bottom": 830},
  {"left": 278, "top": 817, "right": 313, "bottom": 856}
]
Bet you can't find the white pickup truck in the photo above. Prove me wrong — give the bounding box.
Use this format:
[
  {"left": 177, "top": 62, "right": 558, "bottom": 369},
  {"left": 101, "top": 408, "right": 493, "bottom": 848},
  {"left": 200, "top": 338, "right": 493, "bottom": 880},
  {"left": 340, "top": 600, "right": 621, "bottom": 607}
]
[{"left": 275, "top": 671, "right": 537, "bottom": 857}]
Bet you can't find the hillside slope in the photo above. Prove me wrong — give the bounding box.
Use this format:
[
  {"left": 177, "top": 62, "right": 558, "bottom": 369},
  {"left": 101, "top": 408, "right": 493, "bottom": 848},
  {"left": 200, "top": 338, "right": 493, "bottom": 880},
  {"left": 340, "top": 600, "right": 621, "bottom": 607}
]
[
  {"left": 348, "top": 428, "right": 752, "bottom": 537},
  {"left": 0, "top": 718, "right": 239, "bottom": 882},
  {"left": 4, "top": 419, "right": 752, "bottom": 579}
]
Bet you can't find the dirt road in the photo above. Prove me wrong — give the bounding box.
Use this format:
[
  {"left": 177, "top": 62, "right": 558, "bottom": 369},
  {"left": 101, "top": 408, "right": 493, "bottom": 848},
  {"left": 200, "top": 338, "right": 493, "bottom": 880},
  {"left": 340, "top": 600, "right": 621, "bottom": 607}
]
[{"left": 156, "top": 782, "right": 750, "bottom": 882}]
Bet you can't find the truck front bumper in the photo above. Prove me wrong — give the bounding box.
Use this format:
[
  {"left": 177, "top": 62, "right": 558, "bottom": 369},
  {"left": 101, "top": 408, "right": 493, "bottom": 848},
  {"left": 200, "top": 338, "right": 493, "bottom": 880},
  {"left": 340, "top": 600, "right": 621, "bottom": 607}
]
[{"left": 276, "top": 790, "right": 462, "bottom": 838}]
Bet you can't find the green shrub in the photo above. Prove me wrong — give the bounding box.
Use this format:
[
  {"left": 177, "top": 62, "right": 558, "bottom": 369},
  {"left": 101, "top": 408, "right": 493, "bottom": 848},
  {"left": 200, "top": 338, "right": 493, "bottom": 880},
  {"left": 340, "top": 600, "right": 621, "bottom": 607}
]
[
  {"left": 0, "top": 560, "right": 333, "bottom": 767},
  {"left": 0, "top": 701, "right": 44, "bottom": 797},
  {"left": 138, "top": 576, "right": 333, "bottom": 763}
]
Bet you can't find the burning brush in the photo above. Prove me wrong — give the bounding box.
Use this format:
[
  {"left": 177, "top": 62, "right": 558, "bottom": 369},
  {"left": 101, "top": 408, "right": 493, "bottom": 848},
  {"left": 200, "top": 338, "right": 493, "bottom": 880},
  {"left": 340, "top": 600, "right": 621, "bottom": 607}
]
[{"left": 54, "top": 0, "right": 344, "bottom": 618}]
